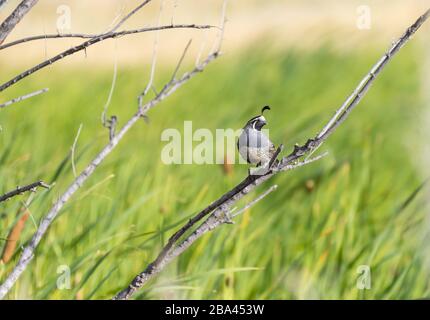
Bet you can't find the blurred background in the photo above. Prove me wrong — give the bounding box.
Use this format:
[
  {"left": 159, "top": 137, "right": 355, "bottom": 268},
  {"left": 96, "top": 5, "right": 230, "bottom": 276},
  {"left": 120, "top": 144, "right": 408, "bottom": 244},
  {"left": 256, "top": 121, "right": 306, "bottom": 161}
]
[{"left": 1, "top": 0, "right": 430, "bottom": 299}]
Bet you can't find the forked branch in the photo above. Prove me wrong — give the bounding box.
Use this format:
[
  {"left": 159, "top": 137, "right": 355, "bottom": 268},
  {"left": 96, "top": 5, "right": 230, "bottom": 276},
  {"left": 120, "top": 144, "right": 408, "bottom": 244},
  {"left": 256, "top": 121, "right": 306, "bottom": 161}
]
[
  {"left": 0, "top": 21, "right": 222, "bottom": 302},
  {"left": 112, "top": 7, "right": 430, "bottom": 300},
  {"left": 0, "top": 0, "right": 213, "bottom": 93}
]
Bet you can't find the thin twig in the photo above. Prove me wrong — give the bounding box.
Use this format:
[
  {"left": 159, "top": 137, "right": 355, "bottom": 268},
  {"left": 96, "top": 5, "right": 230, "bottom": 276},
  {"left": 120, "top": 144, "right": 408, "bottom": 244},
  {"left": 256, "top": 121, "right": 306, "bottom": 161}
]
[
  {"left": 112, "top": 7, "right": 430, "bottom": 300},
  {"left": 138, "top": 0, "right": 164, "bottom": 108},
  {"left": 101, "top": 40, "right": 118, "bottom": 127},
  {"left": 71, "top": 124, "right": 83, "bottom": 178},
  {"left": 230, "top": 185, "right": 278, "bottom": 219},
  {"left": 111, "top": 0, "right": 152, "bottom": 32},
  {"left": 0, "top": 31, "right": 133, "bottom": 51},
  {"left": 0, "top": 88, "right": 48, "bottom": 109},
  {"left": 108, "top": 116, "right": 118, "bottom": 142},
  {"left": 103, "top": 5, "right": 125, "bottom": 34},
  {"left": 170, "top": 39, "right": 192, "bottom": 83},
  {"left": 0, "top": 181, "right": 50, "bottom": 203},
  {"left": 211, "top": 0, "right": 228, "bottom": 54},
  {"left": 279, "top": 152, "right": 329, "bottom": 172},
  {"left": 0, "top": 0, "right": 38, "bottom": 45},
  {"left": 195, "top": 29, "right": 208, "bottom": 66}
]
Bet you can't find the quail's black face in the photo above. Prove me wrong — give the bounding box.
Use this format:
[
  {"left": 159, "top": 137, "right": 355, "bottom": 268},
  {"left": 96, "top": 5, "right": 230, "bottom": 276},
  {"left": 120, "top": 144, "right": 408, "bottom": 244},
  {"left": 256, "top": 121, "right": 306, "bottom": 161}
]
[{"left": 247, "top": 115, "right": 267, "bottom": 131}]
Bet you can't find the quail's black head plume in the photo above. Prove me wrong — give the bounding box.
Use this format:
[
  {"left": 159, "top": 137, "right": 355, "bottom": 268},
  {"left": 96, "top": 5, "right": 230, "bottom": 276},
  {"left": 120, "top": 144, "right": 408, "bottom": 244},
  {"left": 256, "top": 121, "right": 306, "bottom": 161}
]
[{"left": 261, "top": 105, "right": 270, "bottom": 114}]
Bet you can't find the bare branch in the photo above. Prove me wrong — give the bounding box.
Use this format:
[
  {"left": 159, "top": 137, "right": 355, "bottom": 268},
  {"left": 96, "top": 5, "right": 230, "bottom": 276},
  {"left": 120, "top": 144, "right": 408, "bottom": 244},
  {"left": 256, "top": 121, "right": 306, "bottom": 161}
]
[
  {"left": 0, "top": 0, "right": 151, "bottom": 50},
  {"left": 195, "top": 29, "right": 208, "bottom": 67},
  {"left": 138, "top": 0, "right": 164, "bottom": 108},
  {"left": 0, "top": 181, "right": 50, "bottom": 203},
  {"left": 114, "top": 187, "right": 277, "bottom": 300},
  {"left": 0, "top": 24, "right": 213, "bottom": 93},
  {"left": 0, "top": 33, "right": 109, "bottom": 50},
  {"left": 0, "top": 36, "right": 221, "bottom": 300},
  {"left": 112, "top": 152, "right": 323, "bottom": 300},
  {"left": 101, "top": 41, "right": 118, "bottom": 127},
  {"left": 112, "top": 7, "right": 430, "bottom": 300},
  {"left": 315, "top": 8, "right": 430, "bottom": 143},
  {"left": 0, "top": 88, "right": 48, "bottom": 109},
  {"left": 111, "top": 0, "right": 152, "bottom": 32},
  {"left": 211, "top": 0, "right": 228, "bottom": 54},
  {"left": 0, "top": 0, "right": 38, "bottom": 45},
  {"left": 276, "top": 8, "right": 430, "bottom": 169}
]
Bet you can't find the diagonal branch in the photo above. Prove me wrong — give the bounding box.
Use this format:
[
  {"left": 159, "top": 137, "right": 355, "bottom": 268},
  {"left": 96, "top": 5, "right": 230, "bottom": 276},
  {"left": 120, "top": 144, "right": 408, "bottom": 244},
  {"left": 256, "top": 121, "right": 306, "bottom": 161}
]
[
  {"left": 0, "top": 0, "right": 152, "bottom": 51},
  {"left": 111, "top": 0, "right": 152, "bottom": 32},
  {"left": 138, "top": 0, "right": 164, "bottom": 108},
  {"left": 0, "top": 24, "right": 213, "bottom": 93},
  {"left": 0, "top": 181, "right": 50, "bottom": 203},
  {"left": 0, "top": 0, "right": 38, "bottom": 45},
  {"left": 113, "top": 153, "right": 326, "bottom": 300},
  {"left": 112, "top": 7, "right": 430, "bottom": 300},
  {"left": 114, "top": 184, "right": 280, "bottom": 300},
  {"left": 0, "top": 87, "right": 48, "bottom": 109}
]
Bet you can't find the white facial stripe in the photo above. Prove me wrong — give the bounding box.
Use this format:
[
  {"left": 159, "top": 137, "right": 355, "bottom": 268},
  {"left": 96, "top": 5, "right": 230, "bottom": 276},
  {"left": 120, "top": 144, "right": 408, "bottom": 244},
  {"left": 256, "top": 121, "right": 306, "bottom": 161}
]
[{"left": 249, "top": 115, "right": 266, "bottom": 130}]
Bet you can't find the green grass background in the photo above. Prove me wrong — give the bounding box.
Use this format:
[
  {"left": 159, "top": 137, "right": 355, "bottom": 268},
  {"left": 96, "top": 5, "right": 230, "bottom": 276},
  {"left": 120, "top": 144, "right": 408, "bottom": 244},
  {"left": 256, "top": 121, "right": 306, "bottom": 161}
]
[{"left": 1, "top": 41, "right": 429, "bottom": 299}]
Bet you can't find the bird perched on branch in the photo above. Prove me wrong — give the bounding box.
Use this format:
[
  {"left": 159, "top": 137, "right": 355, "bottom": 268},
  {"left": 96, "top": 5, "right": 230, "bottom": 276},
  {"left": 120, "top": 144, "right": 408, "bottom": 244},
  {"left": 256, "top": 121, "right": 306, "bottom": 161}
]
[{"left": 237, "top": 106, "right": 277, "bottom": 170}]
